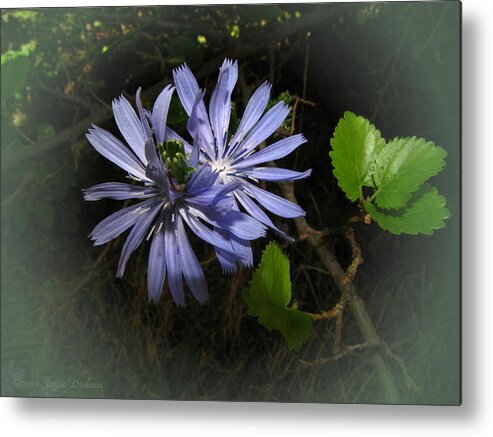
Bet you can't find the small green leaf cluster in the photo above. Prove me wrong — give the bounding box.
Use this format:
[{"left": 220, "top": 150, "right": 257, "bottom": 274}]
[
  {"left": 242, "top": 242, "right": 312, "bottom": 351},
  {"left": 158, "top": 139, "right": 196, "bottom": 185},
  {"left": 330, "top": 111, "right": 449, "bottom": 235}
]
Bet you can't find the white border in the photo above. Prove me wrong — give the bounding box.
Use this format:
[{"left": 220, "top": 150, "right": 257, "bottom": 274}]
[{"left": 2, "top": 0, "right": 493, "bottom": 436}]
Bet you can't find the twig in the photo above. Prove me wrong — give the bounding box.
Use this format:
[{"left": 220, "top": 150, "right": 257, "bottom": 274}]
[
  {"left": 345, "top": 227, "right": 363, "bottom": 282},
  {"left": 382, "top": 342, "right": 420, "bottom": 392},
  {"left": 200, "top": 250, "right": 217, "bottom": 268},
  {"left": 306, "top": 299, "right": 344, "bottom": 321},
  {"left": 299, "top": 341, "right": 376, "bottom": 367},
  {"left": 73, "top": 241, "right": 115, "bottom": 296},
  {"left": 300, "top": 265, "right": 332, "bottom": 277},
  {"left": 36, "top": 82, "right": 95, "bottom": 112},
  {"left": 13, "top": 125, "right": 36, "bottom": 145},
  {"left": 89, "top": 90, "right": 112, "bottom": 111}
]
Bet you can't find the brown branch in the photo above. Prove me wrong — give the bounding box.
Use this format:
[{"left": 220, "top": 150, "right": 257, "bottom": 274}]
[
  {"left": 36, "top": 82, "right": 95, "bottom": 112},
  {"left": 345, "top": 227, "right": 363, "bottom": 282},
  {"left": 306, "top": 299, "right": 344, "bottom": 321}
]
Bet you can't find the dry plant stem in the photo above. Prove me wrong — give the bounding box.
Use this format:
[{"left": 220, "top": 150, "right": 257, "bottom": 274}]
[
  {"left": 300, "top": 341, "right": 376, "bottom": 367},
  {"left": 290, "top": 96, "right": 316, "bottom": 134},
  {"left": 73, "top": 240, "right": 114, "bottom": 296},
  {"left": 277, "top": 178, "right": 400, "bottom": 403}
]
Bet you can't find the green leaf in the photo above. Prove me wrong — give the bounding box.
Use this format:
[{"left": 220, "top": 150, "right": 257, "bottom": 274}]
[
  {"left": 364, "top": 185, "right": 450, "bottom": 235},
  {"left": 329, "top": 111, "right": 385, "bottom": 201},
  {"left": 243, "top": 242, "right": 312, "bottom": 351},
  {"left": 373, "top": 136, "right": 447, "bottom": 209}
]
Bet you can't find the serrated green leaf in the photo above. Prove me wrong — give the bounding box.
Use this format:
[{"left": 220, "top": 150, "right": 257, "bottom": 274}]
[
  {"left": 242, "top": 242, "right": 312, "bottom": 351},
  {"left": 329, "top": 111, "right": 385, "bottom": 201},
  {"left": 364, "top": 185, "right": 449, "bottom": 235},
  {"left": 373, "top": 136, "right": 447, "bottom": 209}
]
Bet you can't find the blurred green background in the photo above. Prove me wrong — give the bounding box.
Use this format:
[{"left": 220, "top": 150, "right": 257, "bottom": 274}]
[{"left": 1, "top": 2, "right": 460, "bottom": 404}]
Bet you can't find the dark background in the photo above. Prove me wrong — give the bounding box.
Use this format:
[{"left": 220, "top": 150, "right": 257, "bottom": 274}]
[{"left": 1, "top": 2, "right": 460, "bottom": 404}]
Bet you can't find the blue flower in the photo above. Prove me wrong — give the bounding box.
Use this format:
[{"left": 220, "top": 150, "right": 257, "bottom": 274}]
[
  {"left": 84, "top": 86, "right": 266, "bottom": 305},
  {"left": 169, "top": 59, "right": 311, "bottom": 272}
]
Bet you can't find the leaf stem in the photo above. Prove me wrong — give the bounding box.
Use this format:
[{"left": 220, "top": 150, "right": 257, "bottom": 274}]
[{"left": 366, "top": 188, "right": 380, "bottom": 204}]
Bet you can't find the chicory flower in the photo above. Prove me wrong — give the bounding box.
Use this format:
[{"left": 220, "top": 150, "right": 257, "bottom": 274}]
[
  {"left": 170, "top": 59, "right": 311, "bottom": 271},
  {"left": 84, "top": 86, "right": 265, "bottom": 305}
]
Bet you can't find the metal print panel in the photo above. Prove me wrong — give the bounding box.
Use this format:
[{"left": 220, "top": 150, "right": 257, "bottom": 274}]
[{"left": 1, "top": 2, "right": 461, "bottom": 404}]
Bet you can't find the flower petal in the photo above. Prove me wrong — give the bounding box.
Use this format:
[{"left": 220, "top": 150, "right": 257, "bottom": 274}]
[
  {"left": 242, "top": 167, "right": 312, "bottom": 182},
  {"left": 86, "top": 126, "right": 148, "bottom": 181},
  {"left": 235, "top": 101, "right": 290, "bottom": 158},
  {"left": 218, "top": 200, "right": 252, "bottom": 268},
  {"left": 233, "top": 134, "right": 307, "bottom": 168},
  {"left": 173, "top": 64, "right": 215, "bottom": 154},
  {"left": 147, "top": 221, "right": 167, "bottom": 303},
  {"left": 186, "top": 163, "right": 218, "bottom": 194},
  {"left": 187, "top": 90, "right": 215, "bottom": 159},
  {"left": 144, "top": 137, "right": 168, "bottom": 191},
  {"left": 179, "top": 208, "right": 235, "bottom": 254},
  {"left": 117, "top": 200, "right": 162, "bottom": 278},
  {"left": 243, "top": 183, "right": 305, "bottom": 218},
  {"left": 172, "top": 64, "right": 201, "bottom": 114},
  {"left": 188, "top": 136, "right": 201, "bottom": 168},
  {"left": 164, "top": 220, "right": 185, "bottom": 306},
  {"left": 222, "top": 58, "right": 239, "bottom": 93},
  {"left": 176, "top": 216, "right": 208, "bottom": 304},
  {"left": 90, "top": 199, "right": 159, "bottom": 246},
  {"left": 211, "top": 206, "right": 266, "bottom": 240},
  {"left": 209, "top": 59, "right": 237, "bottom": 157},
  {"left": 234, "top": 190, "right": 293, "bottom": 241},
  {"left": 83, "top": 182, "right": 160, "bottom": 201},
  {"left": 112, "top": 95, "right": 148, "bottom": 164},
  {"left": 227, "top": 81, "right": 271, "bottom": 155},
  {"left": 136, "top": 87, "right": 151, "bottom": 137},
  {"left": 215, "top": 247, "right": 237, "bottom": 274},
  {"left": 210, "top": 181, "right": 242, "bottom": 206},
  {"left": 230, "top": 234, "right": 253, "bottom": 268},
  {"left": 152, "top": 84, "right": 174, "bottom": 143},
  {"left": 214, "top": 229, "right": 252, "bottom": 273}
]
